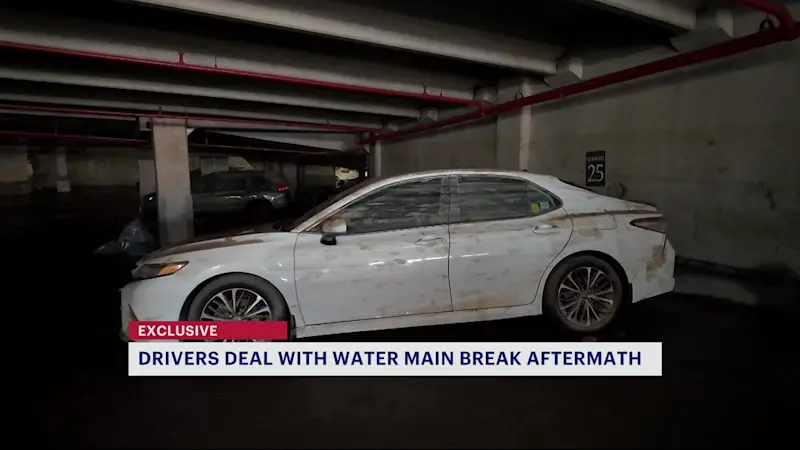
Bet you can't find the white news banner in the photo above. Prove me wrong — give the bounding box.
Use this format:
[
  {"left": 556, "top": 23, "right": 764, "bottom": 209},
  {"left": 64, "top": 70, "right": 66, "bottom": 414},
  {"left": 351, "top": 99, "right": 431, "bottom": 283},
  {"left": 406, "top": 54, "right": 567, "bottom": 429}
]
[{"left": 129, "top": 342, "right": 663, "bottom": 376}]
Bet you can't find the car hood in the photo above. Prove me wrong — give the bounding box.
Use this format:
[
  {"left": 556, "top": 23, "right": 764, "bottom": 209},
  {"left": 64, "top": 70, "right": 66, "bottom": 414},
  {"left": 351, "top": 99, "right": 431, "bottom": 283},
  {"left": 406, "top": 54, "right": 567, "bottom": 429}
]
[{"left": 144, "top": 222, "right": 284, "bottom": 261}]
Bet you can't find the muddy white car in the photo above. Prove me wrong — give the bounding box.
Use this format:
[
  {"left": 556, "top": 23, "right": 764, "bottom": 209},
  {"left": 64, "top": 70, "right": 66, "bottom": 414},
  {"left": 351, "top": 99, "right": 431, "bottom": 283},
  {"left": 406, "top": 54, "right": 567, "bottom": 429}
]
[{"left": 120, "top": 169, "right": 675, "bottom": 340}]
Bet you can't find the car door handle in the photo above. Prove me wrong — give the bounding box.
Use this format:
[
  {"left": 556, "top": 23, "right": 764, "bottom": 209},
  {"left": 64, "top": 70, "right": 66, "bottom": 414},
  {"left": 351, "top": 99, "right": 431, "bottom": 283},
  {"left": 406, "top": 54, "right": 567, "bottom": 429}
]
[
  {"left": 533, "top": 224, "right": 559, "bottom": 234},
  {"left": 415, "top": 236, "right": 445, "bottom": 245}
]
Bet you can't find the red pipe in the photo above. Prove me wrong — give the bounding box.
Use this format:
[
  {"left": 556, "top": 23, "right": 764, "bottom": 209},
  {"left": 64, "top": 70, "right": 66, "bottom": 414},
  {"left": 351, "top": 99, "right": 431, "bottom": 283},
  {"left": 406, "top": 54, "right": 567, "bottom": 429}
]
[
  {"left": 0, "top": 131, "right": 340, "bottom": 155},
  {"left": 0, "top": 41, "right": 481, "bottom": 108},
  {"left": 0, "top": 103, "right": 377, "bottom": 133},
  {"left": 0, "top": 131, "right": 147, "bottom": 145},
  {"left": 366, "top": 22, "right": 799, "bottom": 145}
]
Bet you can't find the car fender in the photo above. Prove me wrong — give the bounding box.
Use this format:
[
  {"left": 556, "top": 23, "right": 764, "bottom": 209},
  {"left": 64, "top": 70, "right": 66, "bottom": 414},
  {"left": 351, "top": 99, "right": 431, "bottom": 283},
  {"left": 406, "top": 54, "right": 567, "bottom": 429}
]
[{"left": 530, "top": 229, "right": 629, "bottom": 315}]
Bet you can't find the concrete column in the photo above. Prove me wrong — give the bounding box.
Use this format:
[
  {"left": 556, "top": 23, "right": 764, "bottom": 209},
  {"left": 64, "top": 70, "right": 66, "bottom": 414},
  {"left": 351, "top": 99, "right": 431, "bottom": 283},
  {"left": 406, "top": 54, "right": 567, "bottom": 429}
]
[
  {"left": 152, "top": 118, "right": 193, "bottom": 245},
  {"left": 367, "top": 141, "right": 383, "bottom": 179},
  {"left": 138, "top": 159, "right": 156, "bottom": 196},
  {"left": 55, "top": 146, "right": 71, "bottom": 193},
  {"left": 496, "top": 77, "right": 546, "bottom": 171},
  {"left": 0, "top": 145, "right": 33, "bottom": 197}
]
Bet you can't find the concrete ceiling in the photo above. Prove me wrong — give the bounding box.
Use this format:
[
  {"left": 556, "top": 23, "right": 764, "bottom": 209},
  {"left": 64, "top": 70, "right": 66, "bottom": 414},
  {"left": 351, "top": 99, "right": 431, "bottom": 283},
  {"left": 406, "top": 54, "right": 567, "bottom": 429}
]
[{"left": 0, "top": 0, "right": 740, "bottom": 154}]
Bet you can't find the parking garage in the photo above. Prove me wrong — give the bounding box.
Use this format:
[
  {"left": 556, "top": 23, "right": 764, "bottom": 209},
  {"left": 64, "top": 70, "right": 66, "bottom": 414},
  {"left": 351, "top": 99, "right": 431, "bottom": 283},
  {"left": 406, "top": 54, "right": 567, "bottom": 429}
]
[{"left": 3, "top": 0, "right": 799, "bottom": 447}]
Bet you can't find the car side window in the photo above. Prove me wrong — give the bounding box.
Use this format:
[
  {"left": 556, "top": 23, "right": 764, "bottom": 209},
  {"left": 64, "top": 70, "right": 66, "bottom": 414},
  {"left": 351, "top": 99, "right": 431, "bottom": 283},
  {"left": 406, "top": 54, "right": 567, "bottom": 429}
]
[
  {"left": 330, "top": 177, "right": 448, "bottom": 235},
  {"left": 249, "top": 175, "right": 269, "bottom": 190},
  {"left": 194, "top": 175, "right": 217, "bottom": 193},
  {"left": 215, "top": 174, "right": 247, "bottom": 191},
  {"left": 454, "top": 175, "right": 559, "bottom": 223}
]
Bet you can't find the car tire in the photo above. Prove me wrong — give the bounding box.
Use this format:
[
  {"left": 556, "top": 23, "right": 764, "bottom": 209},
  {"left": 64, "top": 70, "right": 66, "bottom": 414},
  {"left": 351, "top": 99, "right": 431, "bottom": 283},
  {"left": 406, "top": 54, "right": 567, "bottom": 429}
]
[
  {"left": 245, "top": 200, "right": 274, "bottom": 222},
  {"left": 186, "top": 274, "right": 291, "bottom": 341},
  {"left": 543, "top": 255, "right": 624, "bottom": 334}
]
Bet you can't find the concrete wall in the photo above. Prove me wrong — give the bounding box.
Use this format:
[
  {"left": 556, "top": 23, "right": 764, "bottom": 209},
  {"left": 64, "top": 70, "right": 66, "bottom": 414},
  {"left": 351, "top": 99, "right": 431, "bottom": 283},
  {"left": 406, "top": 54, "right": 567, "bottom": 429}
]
[
  {"left": 381, "top": 119, "right": 497, "bottom": 176},
  {"left": 528, "top": 39, "right": 800, "bottom": 274}
]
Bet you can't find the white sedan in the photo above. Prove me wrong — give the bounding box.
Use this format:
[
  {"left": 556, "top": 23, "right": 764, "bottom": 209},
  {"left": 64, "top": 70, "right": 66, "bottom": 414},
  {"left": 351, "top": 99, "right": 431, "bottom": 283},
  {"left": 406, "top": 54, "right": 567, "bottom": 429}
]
[{"left": 120, "top": 169, "right": 675, "bottom": 339}]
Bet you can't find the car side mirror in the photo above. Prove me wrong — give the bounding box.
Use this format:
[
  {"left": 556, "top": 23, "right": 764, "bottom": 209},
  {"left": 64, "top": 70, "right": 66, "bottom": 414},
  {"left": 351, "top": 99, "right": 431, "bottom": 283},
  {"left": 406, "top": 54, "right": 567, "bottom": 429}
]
[{"left": 320, "top": 234, "right": 337, "bottom": 246}]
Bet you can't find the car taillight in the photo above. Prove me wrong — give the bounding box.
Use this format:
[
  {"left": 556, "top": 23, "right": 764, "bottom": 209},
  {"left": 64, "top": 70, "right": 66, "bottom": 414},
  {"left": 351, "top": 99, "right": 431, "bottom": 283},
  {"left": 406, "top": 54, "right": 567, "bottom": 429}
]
[
  {"left": 276, "top": 185, "right": 289, "bottom": 192},
  {"left": 631, "top": 216, "right": 667, "bottom": 234}
]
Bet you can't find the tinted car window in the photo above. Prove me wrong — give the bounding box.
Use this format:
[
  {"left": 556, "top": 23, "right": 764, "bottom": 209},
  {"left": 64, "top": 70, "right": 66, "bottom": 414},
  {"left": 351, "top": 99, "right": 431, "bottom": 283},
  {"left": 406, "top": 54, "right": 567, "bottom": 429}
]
[
  {"left": 249, "top": 175, "right": 270, "bottom": 189},
  {"left": 214, "top": 174, "right": 247, "bottom": 191},
  {"left": 334, "top": 177, "right": 448, "bottom": 234},
  {"left": 454, "top": 176, "right": 558, "bottom": 223}
]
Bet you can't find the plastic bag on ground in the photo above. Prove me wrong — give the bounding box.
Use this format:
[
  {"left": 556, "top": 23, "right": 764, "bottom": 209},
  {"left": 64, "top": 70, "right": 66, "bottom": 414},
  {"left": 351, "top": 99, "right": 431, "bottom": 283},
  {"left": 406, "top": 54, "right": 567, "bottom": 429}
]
[{"left": 95, "top": 219, "right": 156, "bottom": 259}]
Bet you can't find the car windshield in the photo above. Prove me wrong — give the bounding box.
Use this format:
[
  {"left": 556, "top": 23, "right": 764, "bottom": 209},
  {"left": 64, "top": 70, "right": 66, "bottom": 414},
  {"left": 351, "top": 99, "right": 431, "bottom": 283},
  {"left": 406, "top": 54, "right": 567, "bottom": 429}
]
[{"left": 282, "top": 179, "right": 378, "bottom": 231}]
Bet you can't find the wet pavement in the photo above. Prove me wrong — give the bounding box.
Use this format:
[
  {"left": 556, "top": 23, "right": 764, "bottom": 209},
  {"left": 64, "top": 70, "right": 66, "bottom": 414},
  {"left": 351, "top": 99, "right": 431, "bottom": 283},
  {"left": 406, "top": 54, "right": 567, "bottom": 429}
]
[{"left": 8, "top": 218, "right": 799, "bottom": 449}]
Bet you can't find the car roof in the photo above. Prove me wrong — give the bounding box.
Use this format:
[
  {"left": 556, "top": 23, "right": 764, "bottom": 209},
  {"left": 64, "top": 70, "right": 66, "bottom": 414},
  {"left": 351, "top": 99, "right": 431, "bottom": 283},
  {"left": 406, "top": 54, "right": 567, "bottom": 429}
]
[
  {"left": 202, "top": 170, "right": 265, "bottom": 177},
  {"left": 371, "top": 169, "right": 562, "bottom": 189}
]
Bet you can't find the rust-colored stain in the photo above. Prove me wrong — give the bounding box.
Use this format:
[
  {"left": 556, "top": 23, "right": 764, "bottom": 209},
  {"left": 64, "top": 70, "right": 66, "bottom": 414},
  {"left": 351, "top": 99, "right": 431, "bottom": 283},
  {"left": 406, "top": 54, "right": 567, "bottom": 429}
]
[
  {"left": 553, "top": 209, "right": 660, "bottom": 220},
  {"left": 456, "top": 290, "right": 518, "bottom": 310},
  {"left": 577, "top": 227, "right": 601, "bottom": 238},
  {"left": 645, "top": 244, "right": 667, "bottom": 280}
]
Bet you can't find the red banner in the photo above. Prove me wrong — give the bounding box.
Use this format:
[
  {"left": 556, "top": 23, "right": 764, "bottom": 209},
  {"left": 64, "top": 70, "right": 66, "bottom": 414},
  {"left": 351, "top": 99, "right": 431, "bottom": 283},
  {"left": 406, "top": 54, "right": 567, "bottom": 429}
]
[{"left": 128, "top": 321, "right": 288, "bottom": 341}]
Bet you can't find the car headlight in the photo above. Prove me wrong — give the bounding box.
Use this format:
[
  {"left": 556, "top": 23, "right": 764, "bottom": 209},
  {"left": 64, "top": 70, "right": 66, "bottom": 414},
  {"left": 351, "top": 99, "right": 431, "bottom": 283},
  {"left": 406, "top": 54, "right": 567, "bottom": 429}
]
[{"left": 132, "top": 261, "right": 188, "bottom": 280}]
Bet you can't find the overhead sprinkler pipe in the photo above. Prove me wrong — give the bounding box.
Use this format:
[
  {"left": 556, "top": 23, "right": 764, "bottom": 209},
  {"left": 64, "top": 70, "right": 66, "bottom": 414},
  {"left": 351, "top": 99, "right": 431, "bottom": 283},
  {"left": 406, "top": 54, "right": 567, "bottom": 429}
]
[
  {"left": 364, "top": 9, "right": 799, "bottom": 145},
  {"left": 0, "top": 131, "right": 148, "bottom": 144},
  {"left": 0, "top": 41, "right": 482, "bottom": 108},
  {"left": 0, "top": 103, "right": 378, "bottom": 133},
  {"left": 0, "top": 130, "right": 336, "bottom": 155}
]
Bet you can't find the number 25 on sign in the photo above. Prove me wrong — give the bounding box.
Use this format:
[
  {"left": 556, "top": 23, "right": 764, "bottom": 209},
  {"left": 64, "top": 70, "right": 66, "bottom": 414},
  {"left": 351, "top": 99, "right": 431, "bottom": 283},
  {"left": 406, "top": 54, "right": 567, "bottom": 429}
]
[{"left": 585, "top": 151, "right": 606, "bottom": 187}]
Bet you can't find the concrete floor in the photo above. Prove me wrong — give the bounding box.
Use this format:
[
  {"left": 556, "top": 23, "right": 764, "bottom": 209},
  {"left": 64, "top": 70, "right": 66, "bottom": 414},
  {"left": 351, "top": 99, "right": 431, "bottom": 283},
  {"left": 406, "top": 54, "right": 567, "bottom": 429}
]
[{"left": 8, "top": 218, "right": 799, "bottom": 449}]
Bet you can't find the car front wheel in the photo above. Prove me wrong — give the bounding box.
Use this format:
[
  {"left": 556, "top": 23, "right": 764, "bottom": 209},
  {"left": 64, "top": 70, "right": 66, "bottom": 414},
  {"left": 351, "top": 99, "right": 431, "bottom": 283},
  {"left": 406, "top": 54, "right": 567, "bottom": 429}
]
[{"left": 186, "top": 274, "right": 290, "bottom": 341}]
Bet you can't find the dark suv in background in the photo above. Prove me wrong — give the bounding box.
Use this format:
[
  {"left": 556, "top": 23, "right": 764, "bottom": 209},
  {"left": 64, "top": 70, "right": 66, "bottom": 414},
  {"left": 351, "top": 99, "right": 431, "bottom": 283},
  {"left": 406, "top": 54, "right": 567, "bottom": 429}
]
[{"left": 141, "top": 170, "right": 290, "bottom": 222}]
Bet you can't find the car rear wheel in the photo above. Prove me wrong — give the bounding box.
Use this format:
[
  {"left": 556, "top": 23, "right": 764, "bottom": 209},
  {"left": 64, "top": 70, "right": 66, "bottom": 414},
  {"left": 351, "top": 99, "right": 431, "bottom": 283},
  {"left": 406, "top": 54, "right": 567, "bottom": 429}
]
[
  {"left": 543, "top": 255, "right": 624, "bottom": 334},
  {"left": 186, "top": 274, "right": 290, "bottom": 341}
]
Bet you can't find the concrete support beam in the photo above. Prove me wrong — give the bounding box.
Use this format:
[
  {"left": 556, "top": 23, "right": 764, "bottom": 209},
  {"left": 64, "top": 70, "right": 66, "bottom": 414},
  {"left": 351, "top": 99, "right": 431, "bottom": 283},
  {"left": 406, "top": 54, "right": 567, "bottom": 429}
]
[
  {"left": 420, "top": 108, "right": 439, "bottom": 123},
  {"left": 228, "top": 156, "right": 253, "bottom": 170},
  {"left": 0, "top": 91, "right": 386, "bottom": 130},
  {"left": 0, "top": 10, "right": 482, "bottom": 102},
  {"left": 367, "top": 141, "right": 383, "bottom": 179},
  {"left": 671, "top": 8, "right": 734, "bottom": 53},
  {"left": 0, "top": 67, "right": 420, "bottom": 118},
  {"left": 0, "top": 145, "right": 33, "bottom": 196},
  {"left": 152, "top": 118, "right": 193, "bottom": 245},
  {"left": 473, "top": 86, "right": 498, "bottom": 105},
  {"left": 128, "top": 0, "right": 560, "bottom": 72},
  {"left": 579, "top": 0, "right": 696, "bottom": 30},
  {"left": 138, "top": 159, "right": 156, "bottom": 197},
  {"left": 544, "top": 57, "right": 585, "bottom": 88},
  {"left": 218, "top": 132, "right": 356, "bottom": 152},
  {"left": 496, "top": 78, "right": 548, "bottom": 171},
  {"left": 55, "top": 146, "right": 70, "bottom": 193}
]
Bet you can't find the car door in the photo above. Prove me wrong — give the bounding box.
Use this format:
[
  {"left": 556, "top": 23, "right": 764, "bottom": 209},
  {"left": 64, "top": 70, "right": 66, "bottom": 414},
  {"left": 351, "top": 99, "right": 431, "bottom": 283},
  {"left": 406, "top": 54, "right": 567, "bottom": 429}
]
[
  {"left": 214, "top": 173, "right": 249, "bottom": 211},
  {"left": 293, "top": 175, "right": 453, "bottom": 325},
  {"left": 192, "top": 174, "right": 218, "bottom": 214},
  {"left": 448, "top": 174, "right": 573, "bottom": 311}
]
